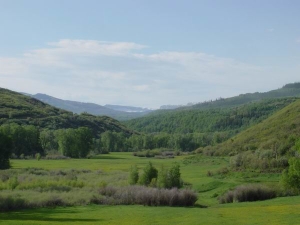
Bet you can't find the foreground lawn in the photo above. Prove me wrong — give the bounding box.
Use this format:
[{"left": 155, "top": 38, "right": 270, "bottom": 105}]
[{"left": 0, "top": 196, "right": 299, "bottom": 225}]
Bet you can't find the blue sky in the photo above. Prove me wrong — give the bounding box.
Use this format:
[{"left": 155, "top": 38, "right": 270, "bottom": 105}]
[{"left": 0, "top": 0, "right": 299, "bottom": 108}]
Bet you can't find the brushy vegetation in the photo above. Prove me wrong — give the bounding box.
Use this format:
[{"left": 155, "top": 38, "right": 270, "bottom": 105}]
[
  {"left": 219, "top": 184, "right": 276, "bottom": 204},
  {"left": 281, "top": 157, "right": 300, "bottom": 193},
  {"left": 129, "top": 162, "right": 183, "bottom": 189},
  {"left": 229, "top": 150, "right": 289, "bottom": 172},
  {"left": 94, "top": 186, "right": 197, "bottom": 206},
  {"left": 0, "top": 164, "right": 196, "bottom": 212}
]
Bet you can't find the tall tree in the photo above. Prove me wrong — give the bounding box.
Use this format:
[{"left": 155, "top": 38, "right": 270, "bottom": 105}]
[{"left": 0, "top": 132, "right": 12, "bottom": 169}]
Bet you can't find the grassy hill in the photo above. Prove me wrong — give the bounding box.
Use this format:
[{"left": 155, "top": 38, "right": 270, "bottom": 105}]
[
  {"left": 32, "top": 93, "right": 152, "bottom": 121},
  {"left": 0, "top": 88, "right": 134, "bottom": 136},
  {"left": 213, "top": 99, "right": 300, "bottom": 155}
]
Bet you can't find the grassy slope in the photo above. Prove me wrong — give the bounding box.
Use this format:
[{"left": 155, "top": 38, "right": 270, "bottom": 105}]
[
  {"left": 0, "top": 88, "right": 134, "bottom": 136},
  {"left": 0, "top": 152, "right": 298, "bottom": 225},
  {"left": 216, "top": 99, "right": 300, "bottom": 154}
]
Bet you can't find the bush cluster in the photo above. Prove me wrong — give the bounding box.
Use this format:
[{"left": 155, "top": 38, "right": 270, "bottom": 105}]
[
  {"left": 219, "top": 184, "right": 276, "bottom": 204},
  {"left": 129, "top": 162, "right": 182, "bottom": 189},
  {"left": 95, "top": 185, "right": 197, "bottom": 206},
  {"left": 230, "top": 150, "right": 288, "bottom": 172}
]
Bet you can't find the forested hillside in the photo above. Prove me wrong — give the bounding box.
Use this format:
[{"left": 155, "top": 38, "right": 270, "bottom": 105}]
[
  {"left": 187, "top": 82, "right": 300, "bottom": 110},
  {"left": 0, "top": 88, "right": 134, "bottom": 136},
  {"left": 125, "top": 98, "right": 298, "bottom": 134}
]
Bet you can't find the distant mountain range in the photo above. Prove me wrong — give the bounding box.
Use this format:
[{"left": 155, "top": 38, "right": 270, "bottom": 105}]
[
  {"left": 104, "top": 104, "right": 151, "bottom": 113},
  {"left": 26, "top": 93, "right": 153, "bottom": 121}
]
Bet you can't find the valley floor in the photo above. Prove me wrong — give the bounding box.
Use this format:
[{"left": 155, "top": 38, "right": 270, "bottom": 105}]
[
  {"left": 0, "top": 153, "right": 298, "bottom": 224},
  {"left": 0, "top": 196, "right": 299, "bottom": 225}
]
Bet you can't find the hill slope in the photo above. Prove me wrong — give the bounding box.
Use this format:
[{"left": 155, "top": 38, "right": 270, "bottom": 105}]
[
  {"left": 187, "top": 82, "right": 300, "bottom": 110},
  {"left": 32, "top": 94, "right": 152, "bottom": 121},
  {"left": 0, "top": 88, "right": 134, "bottom": 137},
  {"left": 214, "top": 99, "right": 300, "bottom": 155},
  {"left": 125, "top": 98, "right": 298, "bottom": 134},
  {"left": 125, "top": 82, "right": 300, "bottom": 134}
]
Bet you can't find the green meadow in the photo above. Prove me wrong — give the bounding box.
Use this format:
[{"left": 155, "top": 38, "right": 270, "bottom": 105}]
[
  {"left": 0, "top": 152, "right": 298, "bottom": 224},
  {"left": 1, "top": 196, "right": 299, "bottom": 225}
]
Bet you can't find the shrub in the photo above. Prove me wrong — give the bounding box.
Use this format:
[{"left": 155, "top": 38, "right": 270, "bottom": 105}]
[
  {"left": 35, "top": 153, "right": 41, "bottom": 161},
  {"left": 97, "top": 186, "right": 197, "bottom": 206},
  {"left": 219, "top": 184, "right": 276, "bottom": 204},
  {"left": 139, "top": 162, "right": 158, "bottom": 186},
  {"left": 128, "top": 165, "right": 139, "bottom": 185},
  {"left": 281, "top": 157, "right": 300, "bottom": 191},
  {"left": 0, "top": 196, "right": 27, "bottom": 212}
]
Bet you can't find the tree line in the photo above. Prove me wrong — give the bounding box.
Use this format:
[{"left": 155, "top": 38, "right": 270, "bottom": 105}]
[{"left": 0, "top": 123, "right": 232, "bottom": 169}]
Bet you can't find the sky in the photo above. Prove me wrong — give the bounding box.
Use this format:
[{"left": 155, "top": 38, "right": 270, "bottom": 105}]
[{"left": 0, "top": 0, "right": 299, "bottom": 108}]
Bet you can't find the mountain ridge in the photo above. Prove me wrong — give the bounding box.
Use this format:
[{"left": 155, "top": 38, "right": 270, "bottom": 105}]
[{"left": 0, "top": 87, "right": 135, "bottom": 137}]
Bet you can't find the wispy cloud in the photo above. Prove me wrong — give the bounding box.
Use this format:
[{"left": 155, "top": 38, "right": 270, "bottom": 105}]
[
  {"left": 0, "top": 40, "right": 297, "bottom": 108},
  {"left": 266, "top": 28, "right": 275, "bottom": 32}
]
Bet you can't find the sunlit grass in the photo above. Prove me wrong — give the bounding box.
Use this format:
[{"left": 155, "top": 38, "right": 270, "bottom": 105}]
[
  {"left": 2, "top": 152, "right": 297, "bottom": 224},
  {"left": 0, "top": 196, "right": 299, "bottom": 225}
]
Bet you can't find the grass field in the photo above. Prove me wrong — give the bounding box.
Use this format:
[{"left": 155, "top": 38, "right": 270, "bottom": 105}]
[
  {"left": 1, "top": 152, "right": 298, "bottom": 224},
  {"left": 0, "top": 196, "right": 299, "bottom": 225}
]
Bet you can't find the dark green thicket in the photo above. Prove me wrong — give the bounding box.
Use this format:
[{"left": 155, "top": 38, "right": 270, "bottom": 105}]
[
  {"left": 219, "top": 184, "right": 276, "bottom": 203},
  {"left": 0, "top": 132, "right": 12, "bottom": 169}
]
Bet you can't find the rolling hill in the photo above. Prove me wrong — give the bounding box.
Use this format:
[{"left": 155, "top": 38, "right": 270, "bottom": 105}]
[
  {"left": 125, "top": 82, "right": 300, "bottom": 134},
  {"left": 213, "top": 99, "right": 300, "bottom": 155},
  {"left": 0, "top": 88, "right": 135, "bottom": 137}
]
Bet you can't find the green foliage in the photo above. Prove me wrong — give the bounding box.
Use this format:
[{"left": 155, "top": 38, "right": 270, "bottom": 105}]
[
  {"left": 230, "top": 150, "right": 288, "bottom": 172},
  {"left": 157, "top": 163, "right": 182, "bottom": 188},
  {"left": 128, "top": 165, "right": 139, "bottom": 185},
  {"left": 0, "top": 123, "right": 43, "bottom": 157},
  {"left": 35, "top": 153, "right": 41, "bottom": 161},
  {"left": 210, "top": 99, "right": 300, "bottom": 155},
  {"left": 0, "top": 88, "right": 134, "bottom": 138},
  {"left": 126, "top": 98, "right": 298, "bottom": 135},
  {"left": 282, "top": 157, "right": 300, "bottom": 191},
  {"left": 0, "top": 132, "right": 12, "bottom": 169},
  {"left": 56, "top": 127, "right": 93, "bottom": 158},
  {"left": 139, "top": 162, "right": 158, "bottom": 186}
]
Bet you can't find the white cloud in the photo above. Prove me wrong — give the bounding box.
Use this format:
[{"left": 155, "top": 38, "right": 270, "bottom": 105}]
[
  {"left": 266, "top": 28, "right": 275, "bottom": 32},
  {"left": 0, "top": 39, "right": 297, "bottom": 108},
  {"left": 296, "top": 39, "right": 300, "bottom": 43}
]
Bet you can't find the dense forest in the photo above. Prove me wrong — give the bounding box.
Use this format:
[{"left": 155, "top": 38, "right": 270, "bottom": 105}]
[{"left": 125, "top": 98, "right": 298, "bottom": 134}]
